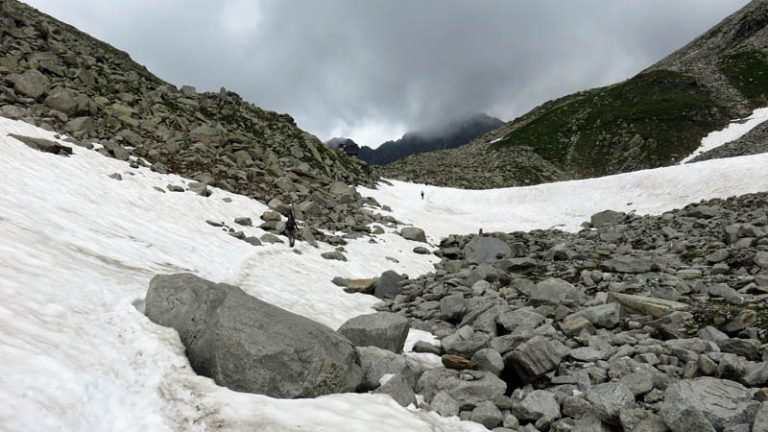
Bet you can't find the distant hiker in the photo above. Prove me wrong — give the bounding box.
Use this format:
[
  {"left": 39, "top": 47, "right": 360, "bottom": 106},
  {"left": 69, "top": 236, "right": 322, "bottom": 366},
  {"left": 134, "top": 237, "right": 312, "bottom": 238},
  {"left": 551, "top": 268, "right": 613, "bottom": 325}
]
[
  {"left": 479, "top": 228, "right": 483, "bottom": 236},
  {"left": 286, "top": 207, "right": 297, "bottom": 247},
  {"left": 421, "top": 191, "right": 425, "bottom": 200}
]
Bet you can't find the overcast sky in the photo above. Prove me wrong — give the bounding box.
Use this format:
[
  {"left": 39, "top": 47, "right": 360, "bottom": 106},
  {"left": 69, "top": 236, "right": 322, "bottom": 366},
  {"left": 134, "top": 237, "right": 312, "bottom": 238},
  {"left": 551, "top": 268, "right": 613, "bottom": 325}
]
[{"left": 26, "top": 0, "right": 749, "bottom": 147}]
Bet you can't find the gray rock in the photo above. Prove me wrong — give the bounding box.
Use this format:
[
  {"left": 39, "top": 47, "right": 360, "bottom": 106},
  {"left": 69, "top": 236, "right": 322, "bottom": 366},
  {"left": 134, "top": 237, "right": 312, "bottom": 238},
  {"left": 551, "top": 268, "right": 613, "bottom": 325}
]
[
  {"left": 374, "top": 373, "right": 416, "bottom": 407},
  {"left": 530, "top": 278, "right": 586, "bottom": 306},
  {"left": 188, "top": 181, "right": 212, "bottom": 197},
  {"left": 708, "top": 283, "right": 744, "bottom": 305},
  {"left": 442, "top": 326, "right": 491, "bottom": 357},
  {"left": 234, "top": 217, "right": 252, "bottom": 226},
  {"left": 321, "top": 251, "right": 347, "bottom": 261},
  {"left": 754, "top": 402, "right": 768, "bottom": 432},
  {"left": 607, "top": 292, "right": 687, "bottom": 318},
  {"left": 684, "top": 205, "right": 720, "bottom": 219},
  {"left": 65, "top": 116, "right": 96, "bottom": 134},
  {"left": 660, "top": 378, "right": 755, "bottom": 431},
  {"left": 602, "top": 255, "right": 654, "bottom": 273},
  {"left": 413, "top": 246, "right": 430, "bottom": 254},
  {"left": 569, "top": 347, "right": 606, "bottom": 362},
  {"left": 260, "top": 233, "right": 284, "bottom": 244},
  {"left": 507, "top": 336, "right": 569, "bottom": 381},
  {"left": 8, "top": 134, "right": 72, "bottom": 156},
  {"left": 337, "top": 312, "right": 410, "bottom": 354},
  {"left": 243, "top": 237, "right": 262, "bottom": 246},
  {"left": 718, "top": 338, "right": 761, "bottom": 360},
  {"left": 431, "top": 391, "right": 460, "bottom": 417},
  {"left": 464, "top": 236, "right": 511, "bottom": 264},
  {"left": 417, "top": 368, "right": 507, "bottom": 408},
  {"left": 400, "top": 227, "right": 427, "bottom": 243},
  {"left": 470, "top": 401, "right": 503, "bottom": 429},
  {"left": 413, "top": 341, "right": 442, "bottom": 355},
  {"left": 698, "top": 326, "right": 729, "bottom": 343},
  {"left": 586, "top": 382, "right": 635, "bottom": 425},
  {"left": 440, "top": 293, "right": 465, "bottom": 321},
  {"left": 743, "top": 362, "right": 768, "bottom": 386},
  {"left": 374, "top": 270, "right": 406, "bottom": 299},
  {"left": 11, "top": 69, "right": 50, "bottom": 98},
  {"left": 44, "top": 88, "right": 78, "bottom": 116},
  {"left": 591, "top": 210, "right": 625, "bottom": 228},
  {"left": 756, "top": 251, "right": 768, "bottom": 269},
  {"left": 511, "top": 390, "right": 561, "bottom": 422},
  {"left": 145, "top": 273, "right": 361, "bottom": 398},
  {"left": 573, "top": 414, "right": 612, "bottom": 432},
  {"left": 471, "top": 348, "right": 505, "bottom": 376},
  {"left": 662, "top": 407, "right": 716, "bottom": 432},
  {"left": 619, "top": 408, "right": 669, "bottom": 432},
  {"left": 563, "top": 303, "right": 620, "bottom": 329},
  {"left": 356, "top": 346, "right": 406, "bottom": 390},
  {"left": 497, "top": 308, "right": 546, "bottom": 333}
]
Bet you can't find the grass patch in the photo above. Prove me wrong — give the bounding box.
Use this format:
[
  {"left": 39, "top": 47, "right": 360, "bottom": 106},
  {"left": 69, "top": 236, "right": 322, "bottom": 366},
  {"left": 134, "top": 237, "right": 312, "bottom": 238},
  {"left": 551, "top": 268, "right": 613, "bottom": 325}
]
[
  {"left": 719, "top": 50, "right": 768, "bottom": 107},
  {"left": 492, "top": 70, "right": 733, "bottom": 177}
]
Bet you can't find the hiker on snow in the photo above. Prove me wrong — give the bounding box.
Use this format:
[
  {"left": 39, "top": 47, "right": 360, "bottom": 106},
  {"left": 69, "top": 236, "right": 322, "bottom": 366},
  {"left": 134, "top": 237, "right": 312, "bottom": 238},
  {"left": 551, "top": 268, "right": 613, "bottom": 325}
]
[
  {"left": 421, "top": 190, "right": 424, "bottom": 200},
  {"left": 286, "top": 207, "right": 297, "bottom": 247}
]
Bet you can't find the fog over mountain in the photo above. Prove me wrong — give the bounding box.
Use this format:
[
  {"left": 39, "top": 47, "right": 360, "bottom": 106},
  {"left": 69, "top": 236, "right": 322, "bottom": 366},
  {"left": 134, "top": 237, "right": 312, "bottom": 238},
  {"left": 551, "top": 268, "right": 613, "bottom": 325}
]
[{"left": 25, "top": 0, "right": 749, "bottom": 147}]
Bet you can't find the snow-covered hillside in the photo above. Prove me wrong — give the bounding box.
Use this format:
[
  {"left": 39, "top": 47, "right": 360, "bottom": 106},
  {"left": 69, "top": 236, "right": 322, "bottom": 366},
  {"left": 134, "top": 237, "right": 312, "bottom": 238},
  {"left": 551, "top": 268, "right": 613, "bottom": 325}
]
[
  {"left": 363, "top": 151, "right": 768, "bottom": 241},
  {"left": 4, "top": 111, "right": 768, "bottom": 432},
  {"left": 0, "top": 117, "right": 481, "bottom": 432}
]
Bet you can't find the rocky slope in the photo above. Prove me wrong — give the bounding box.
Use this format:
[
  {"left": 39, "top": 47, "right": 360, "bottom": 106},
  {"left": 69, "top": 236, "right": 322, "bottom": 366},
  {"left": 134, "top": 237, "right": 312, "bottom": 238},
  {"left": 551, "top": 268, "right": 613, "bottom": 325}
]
[
  {"left": 346, "top": 191, "right": 768, "bottom": 431},
  {"left": 357, "top": 113, "right": 504, "bottom": 166},
  {"left": 384, "top": 0, "right": 768, "bottom": 189},
  {"left": 0, "top": 0, "right": 381, "bottom": 238}
]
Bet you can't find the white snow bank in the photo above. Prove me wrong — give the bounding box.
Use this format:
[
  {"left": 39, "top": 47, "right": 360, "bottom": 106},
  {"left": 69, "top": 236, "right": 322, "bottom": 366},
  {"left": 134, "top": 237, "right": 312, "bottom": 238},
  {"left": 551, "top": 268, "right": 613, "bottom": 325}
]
[
  {"left": 679, "top": 106, "right": 768, "bottom": 164},
  {"left": 0, "top": 117, "right": 482, "bottom": 432},
  {"left": 361, "top": 152, "right": 768, "bottom": 241}
]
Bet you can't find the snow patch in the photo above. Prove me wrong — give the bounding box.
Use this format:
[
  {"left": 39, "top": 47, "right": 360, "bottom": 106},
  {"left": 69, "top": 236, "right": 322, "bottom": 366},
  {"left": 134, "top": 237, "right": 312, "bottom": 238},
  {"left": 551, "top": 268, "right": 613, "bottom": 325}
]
[{"left": 680, "top": 106, "right": 768, "bottom": 164}]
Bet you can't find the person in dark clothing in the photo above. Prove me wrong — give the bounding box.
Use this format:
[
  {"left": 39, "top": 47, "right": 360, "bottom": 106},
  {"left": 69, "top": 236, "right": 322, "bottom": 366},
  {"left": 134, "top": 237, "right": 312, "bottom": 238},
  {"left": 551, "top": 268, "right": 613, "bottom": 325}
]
[
  {"left": 286, "top": 207, "right": 297, "bottom": 247},
  {"left": 421, "top": 190, "right": 425, "bottom": 200}
]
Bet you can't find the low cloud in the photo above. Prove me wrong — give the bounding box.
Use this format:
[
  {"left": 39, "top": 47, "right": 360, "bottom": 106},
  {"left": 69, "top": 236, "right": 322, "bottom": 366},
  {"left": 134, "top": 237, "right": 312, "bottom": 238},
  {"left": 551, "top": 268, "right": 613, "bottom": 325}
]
[{"left": 27, "top": 0, "right": 750, "bottom": 147}]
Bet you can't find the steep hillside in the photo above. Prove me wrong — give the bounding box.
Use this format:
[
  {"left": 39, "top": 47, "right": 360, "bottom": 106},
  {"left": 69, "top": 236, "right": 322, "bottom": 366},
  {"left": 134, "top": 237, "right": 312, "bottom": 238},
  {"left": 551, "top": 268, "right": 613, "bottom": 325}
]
[
  {"left": 357, "top": 113, "right": 503, "bottom": 166},
  {"left": 0, "top": 0, "right": 379, "bottom": 237},
  {"left": 385, "top": 0, "right": 768, "bottom": 188}
]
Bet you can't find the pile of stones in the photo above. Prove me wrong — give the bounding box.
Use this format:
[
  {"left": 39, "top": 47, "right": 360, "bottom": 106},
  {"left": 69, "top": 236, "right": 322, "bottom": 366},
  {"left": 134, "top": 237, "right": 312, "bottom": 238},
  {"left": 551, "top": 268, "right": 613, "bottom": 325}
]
[{"left": 367, "top": 192, "right": 768, "bottom": 431}]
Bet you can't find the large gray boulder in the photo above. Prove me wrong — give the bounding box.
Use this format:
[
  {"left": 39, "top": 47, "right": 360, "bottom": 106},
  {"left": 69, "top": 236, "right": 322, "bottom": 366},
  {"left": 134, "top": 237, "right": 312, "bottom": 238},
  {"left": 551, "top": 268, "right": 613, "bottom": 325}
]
[
  {"left": 10, "top": 69, "right": 50, "bottom": 98},
  {"left": 506, "top": 336, "right": 569, "bottom": 381},
  {"left": 373, "top": 270, "right": 406, "bottom": 299},
  {"left": 399, "top": 227, "right": 427, "bottom": 243},
  {"left": 463, "top": 236, "right": 511, "bottom": 264},
  {"left": 145, "top": 273, "right": 362, "bottom": 398},
  {"left": 337, "top": 312, "right": 410, "bottom": 353},
  {"left": 591, "top": 210, "right": 625, "bottom": 228},
  {"left": 660, "top": 378, "right": 757, "bottom": 431}
]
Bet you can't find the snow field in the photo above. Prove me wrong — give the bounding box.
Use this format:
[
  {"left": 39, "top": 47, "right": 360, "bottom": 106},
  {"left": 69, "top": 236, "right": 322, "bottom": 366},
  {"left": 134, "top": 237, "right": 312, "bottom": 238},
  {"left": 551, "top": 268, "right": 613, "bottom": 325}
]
[
  {"left": 0, "top": 116, "right": 481, "bottom": 432},
  {"left": 362, "top": 152, "right": 768, "bottom": 240},
  {"left": 679, "top": 106, "right": 768, "bottom": 164}
]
